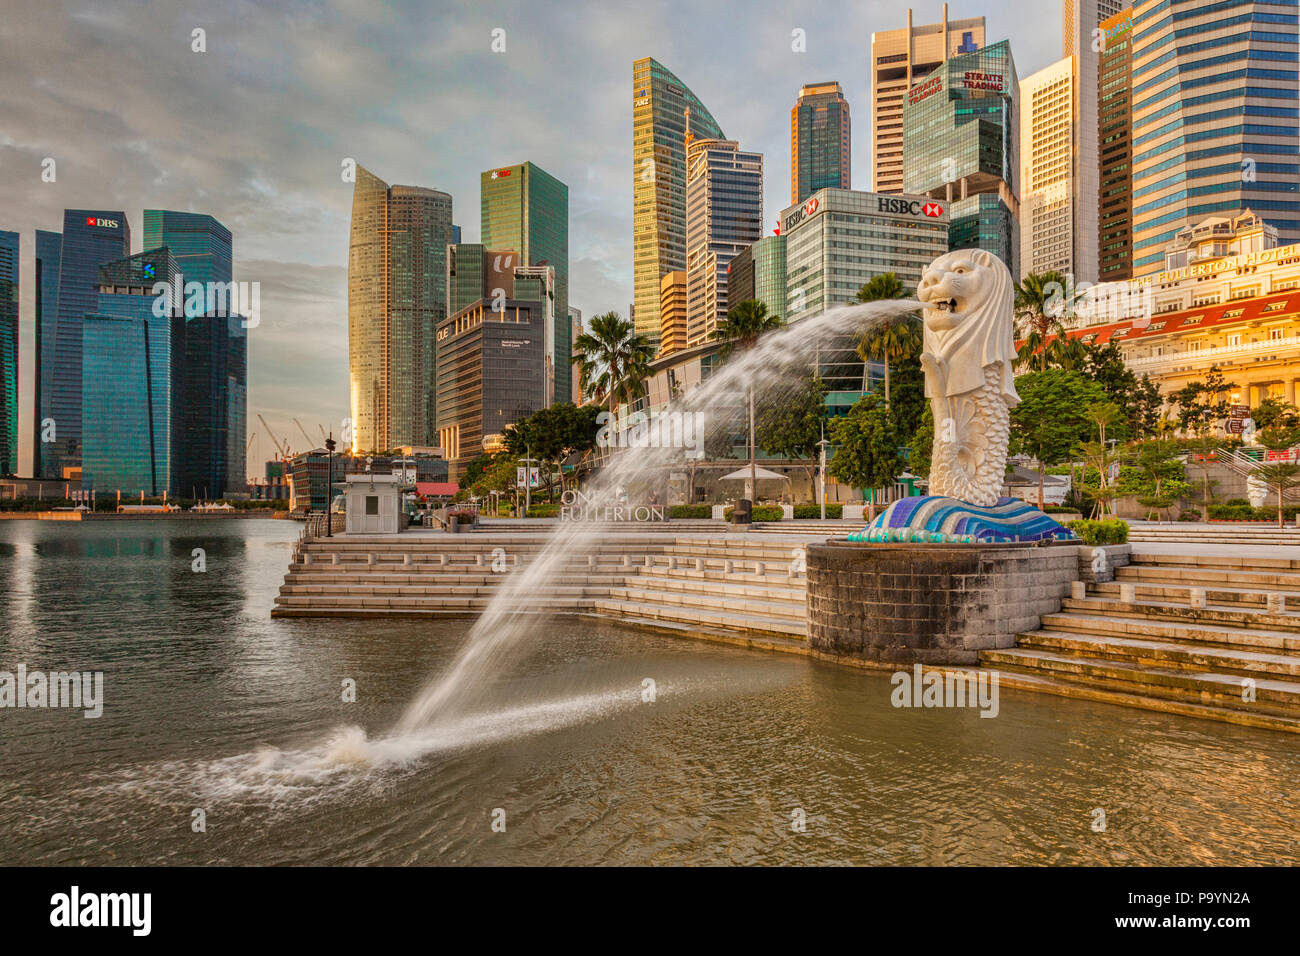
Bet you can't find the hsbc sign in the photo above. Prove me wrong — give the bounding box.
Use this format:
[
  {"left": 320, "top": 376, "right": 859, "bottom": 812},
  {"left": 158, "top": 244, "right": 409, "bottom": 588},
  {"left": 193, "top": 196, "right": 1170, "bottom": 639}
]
[
  {"left": 490, "top": 169, "right": 513, "bottom": 180},
  {"left": 782, "top": 195, "right": 824, "bottom": 233},
  {"left": 86, "top": 217, "right": 120, "bottom": 228},
  {"left": 876, "top": 198, "right": 944, "bottom": 218}
]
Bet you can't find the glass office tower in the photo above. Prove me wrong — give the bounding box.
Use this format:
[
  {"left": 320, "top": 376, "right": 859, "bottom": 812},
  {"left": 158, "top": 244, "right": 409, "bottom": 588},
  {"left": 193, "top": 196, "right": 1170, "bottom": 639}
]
[
  {"left": 791, "top": 82, "right": 851, "bottom": 204},
  {"left": 82, "top": 249, "right": 181, "bottom": 497},
  {"left": 728, "top": 235, "right": 788, "bottom": 324},
  {"left": 1098, "top": 8, "right": 1135, "bottom": 282},
  {"left": 480, "top": 162, "right": 569, "bottom": 405},
  {"left": 33, "top": 230, "right": 61, "bottom": 477},
  {"left": 348, "top": 165, "right": 453, "bottom": 453},
  {"left": 632, "top": 57, "right": 725, "bottom": 348},
  {"left": 903, "top": 39, "right": 1020, "bottom": 277},
  {"left": 0, "top": 231, "right": 17, "bottom": 476},
  {"left": 142, "top": 210, "right": 245, "bottom": 494},
  {"left": 42, "top": 210, "right": 130, "bottom": 478},
  {"left": 1129, "top": 0, "right": 1299, "bottom": 275}
]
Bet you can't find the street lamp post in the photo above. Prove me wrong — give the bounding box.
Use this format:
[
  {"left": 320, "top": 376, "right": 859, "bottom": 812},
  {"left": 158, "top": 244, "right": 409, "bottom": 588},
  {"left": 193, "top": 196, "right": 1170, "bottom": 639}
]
[
  {"left": 324, "top": 433, "right": 336, "bottom": 537},
  {"left": 817, "top": 424, "right": 830, "bottom": 521}
]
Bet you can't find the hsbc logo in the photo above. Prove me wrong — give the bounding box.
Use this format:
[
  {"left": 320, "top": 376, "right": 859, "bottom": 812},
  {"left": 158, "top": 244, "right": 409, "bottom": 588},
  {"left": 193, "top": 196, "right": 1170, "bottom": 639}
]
[
  {"left": 876, "top": 198, "right": 943, "bottom": 218},
  {"left": 86, "top": 217, "right": 119, "bottom": 228},
  {"left": 490, "top": 169, "right": 512, "bottom": 180},
  {"left": 804, "top": 197, "right": 819, "bottom": 216},
  {"left": 782, "top": 195, "right": 825, "bottom": 233}
]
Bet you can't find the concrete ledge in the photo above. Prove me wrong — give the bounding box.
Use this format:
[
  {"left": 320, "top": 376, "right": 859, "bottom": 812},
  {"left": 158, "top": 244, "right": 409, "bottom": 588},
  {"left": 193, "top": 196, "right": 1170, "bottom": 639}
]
[{"left": 806, "top": 540, "right": 1078, "bottom": 665}]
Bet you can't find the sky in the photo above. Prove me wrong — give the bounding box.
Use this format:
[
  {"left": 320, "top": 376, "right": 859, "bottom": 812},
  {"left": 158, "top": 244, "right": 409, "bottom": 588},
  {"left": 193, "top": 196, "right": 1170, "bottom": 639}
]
[{"left": 0, "top": 0, "right": 1061, "bottom": 477}]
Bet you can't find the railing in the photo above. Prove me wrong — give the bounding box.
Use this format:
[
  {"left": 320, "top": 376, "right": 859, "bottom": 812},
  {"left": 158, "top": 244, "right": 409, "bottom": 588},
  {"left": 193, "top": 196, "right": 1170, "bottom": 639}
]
[
  {"left": 1127, "top": 334, "right": 1300, "bottom": 370},
  {"left": 291, "top": 511, "right": 346, "bottom": 563},
  {"left": 1214, "top": 447, "right": 1300, "bottom": 502}
]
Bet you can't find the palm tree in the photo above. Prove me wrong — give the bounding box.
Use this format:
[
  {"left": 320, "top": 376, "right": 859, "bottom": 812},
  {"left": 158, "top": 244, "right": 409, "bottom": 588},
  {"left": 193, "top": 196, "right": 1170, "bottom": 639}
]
[
  {"left": 1015, "top": 271, "right": 1079, "bottom": 372},
  {"left": 570, "top": 311, "right": 654, "bottom": 419},
  {"left": 711, "top": 299, "right": 785, "bottom": 502},
  {"left": 855, "top": 273, "right": 921, "bottom": 407}
]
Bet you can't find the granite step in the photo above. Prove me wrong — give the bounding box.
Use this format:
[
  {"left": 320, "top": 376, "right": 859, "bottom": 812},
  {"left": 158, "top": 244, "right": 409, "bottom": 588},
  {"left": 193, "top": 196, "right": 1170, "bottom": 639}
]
[
  {"left": 1041, "top": 609, "right": 1300, "bottom": 650},
  {"left": 1017, "top": 628, "right": 1300, "bottom": 679},
  {"left": 590, "top": 598, "right": 806, "bottom": 639},
  {"left": 605, "top": 585, "right": 806, "bottom": 622}
]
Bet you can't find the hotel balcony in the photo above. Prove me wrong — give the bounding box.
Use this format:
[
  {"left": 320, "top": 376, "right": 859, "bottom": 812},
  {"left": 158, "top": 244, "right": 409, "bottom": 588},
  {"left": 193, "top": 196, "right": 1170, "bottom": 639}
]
[{"left": 1126, "top": 334, "right": 1300, "bottom": 372}]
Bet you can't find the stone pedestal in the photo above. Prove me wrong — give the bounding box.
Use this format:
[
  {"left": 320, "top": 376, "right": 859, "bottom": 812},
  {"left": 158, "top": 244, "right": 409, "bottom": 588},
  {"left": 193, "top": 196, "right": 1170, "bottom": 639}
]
[{"left": 806, "top": 540, "right": 1078, "bottom": 665}]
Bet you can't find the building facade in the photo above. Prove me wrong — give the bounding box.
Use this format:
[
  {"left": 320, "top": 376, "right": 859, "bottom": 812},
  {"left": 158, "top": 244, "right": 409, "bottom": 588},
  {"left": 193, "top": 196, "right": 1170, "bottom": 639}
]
[
  {"left": 1099, "top": 8, "right": 1135, "bottom": 282},
  {"left": 480, "top": 161, "right": 570, "bottom": 403},
  {"left": 40, "top": 210, "right": 130, "bottom": 478},
  {"left": 1129, "top": 0, "right": 1300, "bottom": 276},
  {"left": 871, "top": 6, "right": 986, "bottom": 193},
  {"left": 781, "top": 188, "right": 950, "bottom": 319},
  {"left": 791, "top": 82, "right": 851, "bottom": 204},
  {"left": 727, "top": 235, "right": 788, "bottom": 324},
  {"left": 659, "top": 270, "right": 688, "bottom": 357},
  {"left": 1020, "top": 56, "right": 1094, "bottom": 280},
  {"left": 632, "top": 57, "right": 726, "bottom": 349},
  {"left": 684, "top": 135, "right": 764, "bottom": 346},
  {"left": 569, "top": 306, "right": 583, "bottom": 403},
  {"left": 435, "top": 298, "right": 548, "bottom": 480},
  {"left": 81, "top": 249, "right": 181, "bottom": 497},
  {"left": 0, "top": 231, "right": 16, "bottom": 476},
  {"left": 903, "top": 39, "right": 1020, "bottom": 277},
  {"left": 347, "top": 165, "right": 452, "bottom": 453}
]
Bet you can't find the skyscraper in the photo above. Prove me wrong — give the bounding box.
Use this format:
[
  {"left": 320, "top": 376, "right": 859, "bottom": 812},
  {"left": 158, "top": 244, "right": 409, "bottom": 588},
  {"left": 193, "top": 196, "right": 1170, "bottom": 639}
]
[
  {"left": 480, "top": 161, "right": 569, "bottom": 403},
  {"left": 791, "top": 82, "right": 851, "bottom": 204},
  {"left": 33, "top": 230, "right": 60, "bottom": 477},
  {"left": 348, "top": 165, "right": 452, "bottom": 453},
  {"left": 903, "top": 39, "right": 1020, "bottom": 277},
  {"left": 41, "top": 210, "right": 130, "bottom": 478},
  {"left": 1129, "top": 0, "right": 1299, "bottom": 276},
  {"left": 1098, "top": 8, "right": 1134, "bottom": 282},
  {"left": 871, "top": 6, "right": 986, "bottom": 194},
  {"left": 0, "top": 231, "right": 17, "bottom": 476},
  {"left": 728, "top": 235, "right": 788, "bottom": 324},
  {"left": 1020, "top": 57, "right": 1095, "bottom": 280},
  {"left": 142, "top": 210, "right": 245, "bottom": 493},
  {"left": 82, "top": 248, "right": 181, "bottom": 497},
  {"left": 1064, "top": 0, "right": 1126, "bottom": 277},
  {"left": 632, "top": 57, "right": 725, "bottom": 348},
  {"left": 683, "top": 133, "right": 764, "bottom": 346},
  {"left": 659, "top": 270, "right": 688, "bottom": 357}
]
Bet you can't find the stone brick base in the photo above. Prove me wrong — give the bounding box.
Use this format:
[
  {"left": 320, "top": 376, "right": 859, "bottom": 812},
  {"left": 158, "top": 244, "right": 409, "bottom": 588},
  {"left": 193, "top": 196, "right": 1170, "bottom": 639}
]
[{"left": 806, "top": 540, "right": 1079, "bottom": 665}]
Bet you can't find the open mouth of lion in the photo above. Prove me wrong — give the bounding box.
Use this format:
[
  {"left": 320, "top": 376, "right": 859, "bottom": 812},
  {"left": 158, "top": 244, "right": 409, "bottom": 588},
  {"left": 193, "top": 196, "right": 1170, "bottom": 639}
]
[{"left": 931, "top": 297, "right": 960, "bottom": 313}]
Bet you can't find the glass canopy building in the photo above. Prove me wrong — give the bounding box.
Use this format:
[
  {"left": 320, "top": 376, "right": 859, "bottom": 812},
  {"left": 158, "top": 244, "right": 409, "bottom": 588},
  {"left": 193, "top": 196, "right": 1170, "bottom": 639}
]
[
  {"left": 632, "top": 57, "right": 725, "bottom": 349},
  {"left": 903, "top": 39, "right": 1020, "bottom": 278}
]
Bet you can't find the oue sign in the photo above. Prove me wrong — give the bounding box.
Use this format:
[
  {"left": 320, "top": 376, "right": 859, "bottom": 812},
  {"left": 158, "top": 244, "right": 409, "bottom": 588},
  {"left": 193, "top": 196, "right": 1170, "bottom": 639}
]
[{"left": 560, "top": 489, "right": 665, "bottom": 522}]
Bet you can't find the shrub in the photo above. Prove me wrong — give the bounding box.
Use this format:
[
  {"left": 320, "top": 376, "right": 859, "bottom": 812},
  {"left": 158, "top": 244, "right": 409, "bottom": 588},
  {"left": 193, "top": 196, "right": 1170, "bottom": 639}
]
[
  {"left": 723, "top": 505, "right": 783, "bottom": 522},
  {"left": 1224, "top": 498, "right": 1251, "bottom": 507},
  {"left": 1207, "top": 503, "right": 1254, "bottom": 520},
  {"left": 1067, "top": 518, "right": 1129, "bottom": 546},
  {"left": 1178, "top": 508, "right": 1201, "bottom": 521},
  {"left": 525, "top": 504, "right": 560, "bottom": 518},
  {"left": 792, "top": 504, "right": 843, "bottom": 519},
  {"left": 1044, "top": 505, "right": 1079, "bottom": 514},
  {"left": 668, "top": 504, "right": 712, "bottom": 518}
]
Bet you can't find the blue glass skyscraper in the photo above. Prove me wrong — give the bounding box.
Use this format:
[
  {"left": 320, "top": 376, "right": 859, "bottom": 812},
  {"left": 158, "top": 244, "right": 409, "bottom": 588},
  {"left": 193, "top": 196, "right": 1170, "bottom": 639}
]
[
  {"left": 42, "top": 210, "right": 129, "bottom": 478},
  {"left": 0, "top": 230, "right": 18, "bottom": 476},
  {"left": 81, "top": 248, "right": 181, "bottom": 497},
  {"left": 34, "top": 230, "right": 61, "bottom": 477}
]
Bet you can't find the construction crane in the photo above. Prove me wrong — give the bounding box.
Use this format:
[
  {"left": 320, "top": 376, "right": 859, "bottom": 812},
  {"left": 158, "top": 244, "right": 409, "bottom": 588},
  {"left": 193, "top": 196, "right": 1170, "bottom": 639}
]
[
  {"left": 245, "top": 431, "right": 257, "bottom": 456},
  {"left": 317, "top": 423, "right": 329, "bottom": 445},
  {"left": 256, "top": 414, "right": 291, "bottom": 459},
  {"left": 293, "top": 418, "right": 317, "bottom": 451}
]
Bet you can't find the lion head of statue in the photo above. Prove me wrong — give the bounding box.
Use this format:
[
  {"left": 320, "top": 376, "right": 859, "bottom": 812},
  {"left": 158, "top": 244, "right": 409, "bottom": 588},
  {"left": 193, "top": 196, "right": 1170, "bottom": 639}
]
[{"left": 916, "top": 249, "right": 1018, "bottom": 404}]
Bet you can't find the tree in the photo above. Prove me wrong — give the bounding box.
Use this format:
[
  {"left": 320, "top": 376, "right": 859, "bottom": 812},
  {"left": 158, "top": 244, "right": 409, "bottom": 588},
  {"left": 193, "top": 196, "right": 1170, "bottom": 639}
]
[
  {"left": 712, "top": 298, "right": 785, "bottom": 500},
  {"left": 1009, "top": 369, "right": 1107, "bottom": 508},
  {"left": 756, "top": 374, "right": 828, "bottom": 491},
  {"left": 570, "top": 311, "right": 655, "bottom": 417},
  {"left": 1079, "top": 341, "right": 1161, "bottom": 439},
  {"left": 1252, "top": 462, "right": 1300, "bottom": 527},
  {"left": 827, "top": 392, "right": 906, "bottom": 495},
  {"left": 1252, "top": 397, "right": 1300, "bottom": 431},
  {"left": 1078, "top": 400, "right": 1124, "bottom": 517},
  {"left": 854, "top": 274, "right": 921, "bottom": 407},
  {"left": 908, "top": 404, "right": 935, "bottom": 480},
  {"left": 1170, "top": 366, "right": 1236, "bottom": 435},
  {"left": 1125, "top": 439, "right": 1187, "bottom": 523},
  {"left": 1014, "top": 271, "right": 1079, "bottom": 372},
  {"left": 502, "top": 403, "right": 602, "bottom": 497},
  {"left": 461, "top": 454, "right": 495, "bottom": 487}
]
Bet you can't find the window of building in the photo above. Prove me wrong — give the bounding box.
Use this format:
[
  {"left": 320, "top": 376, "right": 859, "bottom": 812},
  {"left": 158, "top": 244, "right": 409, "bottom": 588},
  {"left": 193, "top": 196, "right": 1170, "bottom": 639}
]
[
  {"left": 1270, "top": 328, "right": 1285, "bottom": 341},
  {"left": 365, "top": 496, "right": 379, "bottom": 516}
]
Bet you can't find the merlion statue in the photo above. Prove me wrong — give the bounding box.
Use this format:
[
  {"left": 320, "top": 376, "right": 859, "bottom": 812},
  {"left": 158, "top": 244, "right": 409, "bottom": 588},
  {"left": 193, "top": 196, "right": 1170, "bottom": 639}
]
[
  {"left": 848, "top": 250, "right": 1074, "bottom": 544},
  {"left": 917, "top": 249, "right": 1019, "bottom": 508}
]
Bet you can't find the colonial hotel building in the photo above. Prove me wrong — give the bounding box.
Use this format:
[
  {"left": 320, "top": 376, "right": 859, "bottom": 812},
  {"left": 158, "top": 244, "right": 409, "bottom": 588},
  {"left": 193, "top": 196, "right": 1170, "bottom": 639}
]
[{"left": 1068, "top": 212, "right": 1300, "bottom": 407}]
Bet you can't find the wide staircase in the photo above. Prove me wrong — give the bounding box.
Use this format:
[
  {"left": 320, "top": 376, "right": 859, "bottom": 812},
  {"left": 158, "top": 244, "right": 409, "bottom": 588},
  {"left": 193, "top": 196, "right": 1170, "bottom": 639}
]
[
  {"left": 981, "top": 550, "right": 1300, "bottom": 732},
  {"left": 587, "top": 535, "right": 811, "bottom": 651},
  {"left": 1127, "top": 521, "right": 1300, "bottom": 545}
]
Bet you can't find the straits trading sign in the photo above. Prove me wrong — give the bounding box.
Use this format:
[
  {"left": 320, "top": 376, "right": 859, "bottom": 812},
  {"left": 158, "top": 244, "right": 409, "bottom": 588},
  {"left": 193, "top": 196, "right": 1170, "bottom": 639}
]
[
  {"left": 960, "top": 71, "right": 1005, "bottom": 93},
  {"left": 908, "top": 74, "right": 943, "bottom": 105}
]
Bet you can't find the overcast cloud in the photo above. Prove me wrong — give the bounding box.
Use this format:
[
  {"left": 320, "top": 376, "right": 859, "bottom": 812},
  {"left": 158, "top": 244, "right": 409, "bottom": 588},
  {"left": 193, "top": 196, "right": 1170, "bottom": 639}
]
[{"left": 0, "top": 0, "right": 1060, "bottom": 475}]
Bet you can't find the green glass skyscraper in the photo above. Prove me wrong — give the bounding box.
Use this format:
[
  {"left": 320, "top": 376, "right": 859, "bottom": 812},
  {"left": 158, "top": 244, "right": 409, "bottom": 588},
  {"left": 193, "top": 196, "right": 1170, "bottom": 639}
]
[
  {"left": 0, "top": 231, "right": 17, "bottom": 476},
  {"left": 480, "top": 162, "right": 569, "bottom": 405}
]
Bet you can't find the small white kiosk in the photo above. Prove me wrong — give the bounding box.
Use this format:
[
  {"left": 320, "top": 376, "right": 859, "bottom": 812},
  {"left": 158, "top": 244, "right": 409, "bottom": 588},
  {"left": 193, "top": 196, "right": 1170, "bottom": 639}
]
[{"left": 344, "top": 473, "right": 402, "bottom": 534}]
